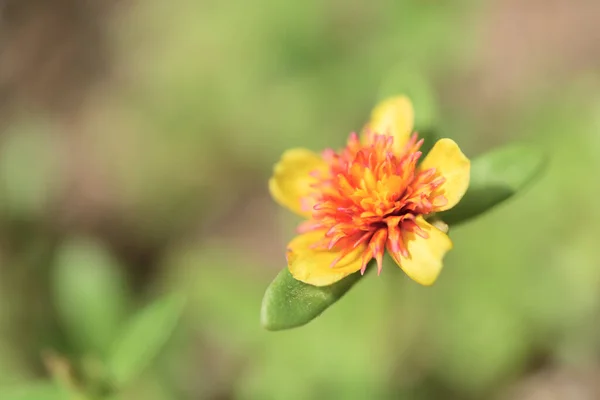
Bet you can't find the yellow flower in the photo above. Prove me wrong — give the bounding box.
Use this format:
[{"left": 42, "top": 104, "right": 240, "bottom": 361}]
[{"left": 269, "top": 96, "right": 470, "bottom": 287}]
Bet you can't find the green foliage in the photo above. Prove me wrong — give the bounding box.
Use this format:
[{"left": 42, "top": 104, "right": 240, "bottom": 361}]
[
  {"left": 53, "top": 238, "right": 130, "bottom": 354},
  {"left": 378, "top": 66, "right": 438, "bottom": 133},
  {"left": 1, "top": 382, "right": 69, "bottom": 400},
  {"left": 0, "top": 121, "right": 63, "bottom": 219},
  {"left": 105, "top": 294, "right": 186, "bottom": 389},
  {"left": 261, "top": 267, "right": 366, "bottom": 331},
  {"left": 439, "top": 145, "right": 546, "bottom": 225}
]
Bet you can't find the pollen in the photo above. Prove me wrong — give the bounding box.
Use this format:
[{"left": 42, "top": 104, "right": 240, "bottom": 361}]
[{"left": 301, "top": 132, "right": 448, "bottom": 275}]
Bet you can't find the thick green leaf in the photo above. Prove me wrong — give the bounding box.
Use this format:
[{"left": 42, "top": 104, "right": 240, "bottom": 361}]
[
  {"left": 105, "top": 294, "right": 186, "bottom": 388},
  {"left": 53, "top": 237, "right": 129, "bottom": 354},
  {"left": 261, "top": 267, "right": 370, "bottom": 331},
  {"left": 438, "top": 145, "right": 546, "bottom": 226}
]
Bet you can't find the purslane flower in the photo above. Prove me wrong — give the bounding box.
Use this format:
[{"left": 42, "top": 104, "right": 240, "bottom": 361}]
[{"left": 269, "top": 96, "right": 470, "bottom": 287}]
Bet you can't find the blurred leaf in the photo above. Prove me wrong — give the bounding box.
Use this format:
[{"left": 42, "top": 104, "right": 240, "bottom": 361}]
[
  {"left": 378, "top": 65, "right": 438, "bottom": 133},
  {"left": 246, "top": 265, "right": 394, "bottom": 399},
  {"left": 0, "top": 121, "right": 63, "bottom": 219},
  {"left": 261, "top": 266, "right": 370, "bottom": 331},
  {"left": 43, "top": 350, "right": 98, "bottom": 400},
  {"left": 433, "top": 295, "right": 529, "bottom": 394},
  {"left": 377, "top": 66, "right": 440, "bottom": 156},
  {"left": 439, "top": 145, "right": 546, "bottom": 226},
  {"left": 53, "top": 238, "right": 129, "bottom": 354},
  {"left": 0, "top": 341, "right": 32, "bottom": 386},
  {"left": 418, "top": 129, "right": 441, "bottom": 159},
  {"left": 1, "top": 382, "right": 69, "bottom": 400},
  {"left": 106, "top": 294, "right": 186, "bottom": 388}
]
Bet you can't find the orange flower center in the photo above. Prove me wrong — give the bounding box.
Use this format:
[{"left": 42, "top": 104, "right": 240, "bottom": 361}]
[{"left": 300, "top": 132, "right": 447, "bottom": 274}]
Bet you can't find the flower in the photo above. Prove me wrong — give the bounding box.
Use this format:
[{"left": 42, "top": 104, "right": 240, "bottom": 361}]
[{"left": 269, "top": 96, "right": 470, "bottom": 287}]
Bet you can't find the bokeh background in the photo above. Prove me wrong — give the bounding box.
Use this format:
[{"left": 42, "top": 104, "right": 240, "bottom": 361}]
[{"left": 1, "top": 0, "right": 600, "bottom": 399}]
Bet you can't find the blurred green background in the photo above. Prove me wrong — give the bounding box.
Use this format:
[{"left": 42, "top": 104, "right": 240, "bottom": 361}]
[{"left": 1, "top": 0, "right": 599, "bottom": 399}]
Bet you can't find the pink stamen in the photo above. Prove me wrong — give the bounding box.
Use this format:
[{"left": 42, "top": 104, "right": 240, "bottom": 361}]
[{"left": 299, "top": 129, "right": 446, "bottom": 276}]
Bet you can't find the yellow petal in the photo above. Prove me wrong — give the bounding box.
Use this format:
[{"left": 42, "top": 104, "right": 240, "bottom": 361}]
[
  {"left": 268, "top": 148, "right": 328, "bottom": 217},
  {"left": 363, "top": 96, "right": 414, "bottom": 153},
  {"left": 388, "top": 217, "right": 452, "bottom": 286},
  {"left": 287, "top": 231, "right": 365, "bottom": 286},
  {"left": 420, "top": 138, "right": 470, "bottom": 212}
]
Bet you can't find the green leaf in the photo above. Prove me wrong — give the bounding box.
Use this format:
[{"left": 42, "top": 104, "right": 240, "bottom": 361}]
[
  {"left": 438, "top": 145, "right": 546, "bottom": 226},
  {"left": 53, "top": 237, "right": 129, "bottom": 354},
  {"left": 261, "top": 267, "right": 369, "bottom": 331},
  {"left": 105, "top": 294, "right": 186, "bottom": 388}
]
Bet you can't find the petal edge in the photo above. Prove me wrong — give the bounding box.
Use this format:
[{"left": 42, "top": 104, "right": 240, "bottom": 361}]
[
  {"left": 388, "top": 217, "right": 452, "bottom": 286},
  {"left": 420, "top": 138, "right": 470, "bottom": 212},
  {"left": 287, "top": 231, "right": 365, "bottom": 287},
  {"left": 269, "top": 148, "right": 327, "bottom": 217},
  {"left": 363, "top": 96, "right": 415, "bottom": 153}
]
